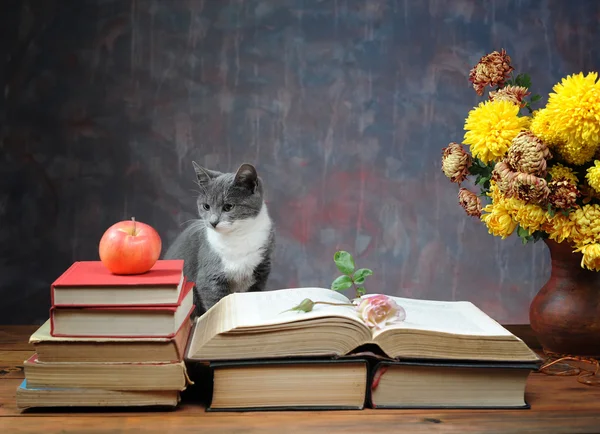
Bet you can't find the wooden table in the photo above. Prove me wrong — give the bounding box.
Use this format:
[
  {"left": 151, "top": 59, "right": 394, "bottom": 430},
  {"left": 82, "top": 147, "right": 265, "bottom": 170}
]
[{"left": 1, "top": 325, "right": 600, "bottom": 433}]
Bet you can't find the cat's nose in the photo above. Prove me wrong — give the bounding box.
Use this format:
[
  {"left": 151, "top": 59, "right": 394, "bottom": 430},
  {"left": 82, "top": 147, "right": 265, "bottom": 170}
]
[{"left": 210, "top": 220, "right": 218, "bottom": 228}]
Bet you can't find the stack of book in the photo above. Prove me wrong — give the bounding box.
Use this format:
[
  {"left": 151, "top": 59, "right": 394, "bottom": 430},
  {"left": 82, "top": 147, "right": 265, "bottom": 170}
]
[
  {"left": 184, "top": 287, "right": 541, "bottom": 411},
  {"left": 16, "top": 259, "right": 195, "bottom": 410}
]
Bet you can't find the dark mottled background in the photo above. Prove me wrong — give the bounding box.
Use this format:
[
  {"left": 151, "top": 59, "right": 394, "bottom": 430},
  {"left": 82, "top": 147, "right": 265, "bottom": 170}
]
[{"left": 1, "top": 0, "right": 599, "bottom": 325}]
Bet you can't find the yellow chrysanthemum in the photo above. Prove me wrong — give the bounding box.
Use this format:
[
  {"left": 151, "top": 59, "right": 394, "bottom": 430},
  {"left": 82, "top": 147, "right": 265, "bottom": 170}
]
[
  {"left": 548, "top": 163, "right": 578, "bottom": 185},
  {"left": 574, "top": 243, "right": 600, "bottom": 271},
  {"left": 463, "top": 100, "right": 531, "bottom": 163},
  {"left": 530, "top": 108, "right": 563, "bottom": 147},
  {"left": 511, "top": 201, "right": 547, "bottom": 232},
  {"left": 570, "top": 204, "right": 600, "bottom": 245},
  {"left": 480, "top": 197, "right": 518, "bottom": 239},
  {"left": 585, "top": 160, "right": 600, "bottom": 192},
  {"left": 542, "top": 213, "right": 578, "bottom": 244},
  {"left": 555, "top": 142, "right": 598, "bottom": 166},
  {"left": 543, "top": 72, "right": 600, "bottom": 150},
  {"left": 502, "top": 197, "right": 547, "bottom": 232},
  {"left": 487, "top": 180, "right": 504, "bottom": 202}
]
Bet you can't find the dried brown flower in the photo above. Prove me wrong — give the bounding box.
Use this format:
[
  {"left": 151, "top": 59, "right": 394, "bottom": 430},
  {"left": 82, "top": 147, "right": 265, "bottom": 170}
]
[
  {"left": 442, "top": 142, "right": 471, "bottom": 183},
  {"left": 548, "top": 180, "right": 580, "bottom": 210},
  {"left": 468, "top": 49, "right": 514, "bottom": 96},
  {"left": 489, "top": 85, "right": 531, "bottom": 107},
  {"left": 458, "top": 188, "right": 482, "bottom": 218},
  {"left": 512, "top": 172, "right": 550, "bottom": 204},
  {"left": 506, "top": 131, "right": 552, "bottom": 176},
  {"left": 491, "top": 161, "right": 518, "bottom": 195},
  {"left": 580, "top": 183, "right": 600, "bottom": 205}
]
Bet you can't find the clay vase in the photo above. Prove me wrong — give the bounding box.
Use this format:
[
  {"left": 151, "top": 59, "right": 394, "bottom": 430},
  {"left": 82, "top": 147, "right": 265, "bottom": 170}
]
[{"left": 529, "top": 239, "right": 600, "bottom": 357}]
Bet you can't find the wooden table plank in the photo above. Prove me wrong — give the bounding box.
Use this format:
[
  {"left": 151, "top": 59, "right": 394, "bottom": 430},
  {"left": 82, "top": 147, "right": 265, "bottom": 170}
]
[
  {"left": 0, "top": 350, "right": 34, "bottom": 366},
  {"left": 0, "top": 366, "right": 24, "bottom": 380},
  {"left": 0, "top": 324, "right": 598, "bottom": 434},
  {"left": 0, "top": 326, "right": 37, "bottom": 351},
  {"left": 1, "top": 410, "right": 599, "bottom": 433}
]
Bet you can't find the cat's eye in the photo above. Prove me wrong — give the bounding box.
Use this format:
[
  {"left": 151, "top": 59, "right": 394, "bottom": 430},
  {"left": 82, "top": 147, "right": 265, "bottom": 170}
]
[
  {"left": 202, "top": 203, "right": 210, "bottom": 210},
  {"left": 222, "top": 204, "right": 234, "bottom": 212}
]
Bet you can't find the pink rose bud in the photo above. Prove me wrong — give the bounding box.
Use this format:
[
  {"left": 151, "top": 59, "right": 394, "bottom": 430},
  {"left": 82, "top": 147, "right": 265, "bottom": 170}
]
[{"left": 356, "top": 294, "right": 406, "bottom": 329}]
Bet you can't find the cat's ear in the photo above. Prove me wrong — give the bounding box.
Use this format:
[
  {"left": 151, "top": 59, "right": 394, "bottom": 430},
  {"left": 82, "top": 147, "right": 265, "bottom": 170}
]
[
  {"left": 234, "top": 163, "right": 258, "bottom": 193},
  {"left": 192, "top": 161, "right": 220, "bottom": 186}
]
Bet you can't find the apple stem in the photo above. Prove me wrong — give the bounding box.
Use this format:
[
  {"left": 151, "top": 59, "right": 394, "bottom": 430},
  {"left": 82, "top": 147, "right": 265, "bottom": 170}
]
[{"left": 132, "top": 216, "right": 136, "bottom": 235}]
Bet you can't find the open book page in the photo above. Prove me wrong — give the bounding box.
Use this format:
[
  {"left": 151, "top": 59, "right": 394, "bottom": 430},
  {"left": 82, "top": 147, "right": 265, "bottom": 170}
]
[
  {"left": 373, "top": 296, "right": 514, "bottom": 338},
  {"left": 226, "top": 287, "right": 363, "bottom": 331}
]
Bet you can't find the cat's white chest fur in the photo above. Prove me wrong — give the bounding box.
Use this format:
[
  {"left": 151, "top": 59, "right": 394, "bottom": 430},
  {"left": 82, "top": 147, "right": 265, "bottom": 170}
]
[{"left": 206, "top": 205, "right": 272, "bottom": 292}]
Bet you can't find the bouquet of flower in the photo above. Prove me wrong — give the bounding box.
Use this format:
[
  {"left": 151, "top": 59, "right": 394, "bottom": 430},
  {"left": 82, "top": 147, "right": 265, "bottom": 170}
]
[{"left": 442, "top": 49, "right": 600, "bottom": 271}]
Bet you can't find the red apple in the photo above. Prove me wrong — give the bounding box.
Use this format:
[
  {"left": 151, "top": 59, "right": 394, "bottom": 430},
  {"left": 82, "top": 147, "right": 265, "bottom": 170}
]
[{"left": 98, "top": 217, "right": 162, "bottom": 275}]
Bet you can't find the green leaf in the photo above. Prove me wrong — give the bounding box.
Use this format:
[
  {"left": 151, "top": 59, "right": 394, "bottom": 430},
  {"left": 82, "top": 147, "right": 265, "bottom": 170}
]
[
  {"left": 356, "top": 286, "right": 366, "bottom": 297},
  {"left": 531, "top": 94, "right": 542, "bottom": 102},
  {"left": 333, "top": 251, "right": 355, "bottom": 275},
  {"left": 517, "top": 225, "right": 530, "bottom": 238},
  {"left": 515, "top": 73, "right": 532, "bottom": 89},
  {"left": 331, "top": 275, "right": 353, "bottom": 291},
  {"left": 475, "top": 175, "right": 490, "bottom": 186},
  {"left": 516, "top": 225, "right": 533, "bottom": 245},
  {"left": 353, "top": 268, "right": 373, "bottom": 285}
]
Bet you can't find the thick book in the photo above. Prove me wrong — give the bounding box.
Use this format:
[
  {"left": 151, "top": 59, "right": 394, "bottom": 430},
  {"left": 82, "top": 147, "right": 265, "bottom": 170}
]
[
  {"left": 50, "top": 280, "right": 194, "bottom": 338},
  {"left": 368, "top": 360, "right": 536, "bottom": 409},
  {"left": 185, "top": 287, "right": 539, "bottom": 363},
  {"left": 23, "top": 354, "right": 190, "bottom": 391},
  {"left": 51, "top": 260, "right": 185, "bottom": 307},
  {"left": 30, "top": 318, "right": 192, "bottom": 363},
  {"left": 16, "top": 380, "right": 180, "bottom": 410},
  {"left": 207, "top": 358, "right": 368, "bottom": 411}
]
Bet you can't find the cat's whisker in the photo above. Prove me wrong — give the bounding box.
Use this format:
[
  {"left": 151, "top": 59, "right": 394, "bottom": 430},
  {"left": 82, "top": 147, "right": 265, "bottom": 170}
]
[
  {"left": 179, "top": 218, "right": 202, "bottom": 228},
  {"left": 178, "top": 219, "right": 196, "bottom": 227}
]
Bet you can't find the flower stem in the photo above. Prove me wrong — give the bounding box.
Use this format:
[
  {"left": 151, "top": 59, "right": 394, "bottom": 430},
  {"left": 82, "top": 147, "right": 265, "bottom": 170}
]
[{"left": 314, "top": 301, "right": 355, "bottom": 307}]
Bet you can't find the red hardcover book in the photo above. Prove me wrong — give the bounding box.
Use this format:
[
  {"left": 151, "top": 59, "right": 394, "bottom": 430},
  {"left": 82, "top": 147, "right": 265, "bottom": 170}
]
[
  {"left": 50, "top": 280, "right": 195, "bottom": 338},
  {"left": 51, "top": 260, "right": 185, "bottom": 307}
]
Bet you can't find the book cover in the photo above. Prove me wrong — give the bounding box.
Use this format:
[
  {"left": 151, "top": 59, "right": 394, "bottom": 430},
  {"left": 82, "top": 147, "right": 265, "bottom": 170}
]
[
  {"left": 51, "top": 260, "right": 184, "bottom": 289},
  {"left": 23, "top": 355, "right": 190, "bottom": 391},
  {"left": 31, "top": 318, "right": 193, "bottom": 363},
  {"left": 49, "top": 281, "right": 194, "bottom": 338}
]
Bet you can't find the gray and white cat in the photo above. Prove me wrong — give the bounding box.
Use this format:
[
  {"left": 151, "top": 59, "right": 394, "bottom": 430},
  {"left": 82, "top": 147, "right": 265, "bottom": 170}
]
[{"left": 164, "top": 162, "right": 275, "bottom": 316}]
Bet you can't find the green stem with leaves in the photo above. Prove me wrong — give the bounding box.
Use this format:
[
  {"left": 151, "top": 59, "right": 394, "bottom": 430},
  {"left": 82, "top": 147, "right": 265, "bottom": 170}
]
[{"left": 330, "top": 251, "right": 373, "bottom": 298}]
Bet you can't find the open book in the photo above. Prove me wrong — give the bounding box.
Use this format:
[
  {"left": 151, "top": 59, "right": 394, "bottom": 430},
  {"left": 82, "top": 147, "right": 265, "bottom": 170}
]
[{"left": 185, "top": 288, "right": 539, "bottom": 363}]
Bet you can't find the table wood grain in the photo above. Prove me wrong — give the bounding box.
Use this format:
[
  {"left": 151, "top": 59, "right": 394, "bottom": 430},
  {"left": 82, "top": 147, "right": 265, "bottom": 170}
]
[{"left": 1, "top": 325, "right": 599, "bottom": 433}]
